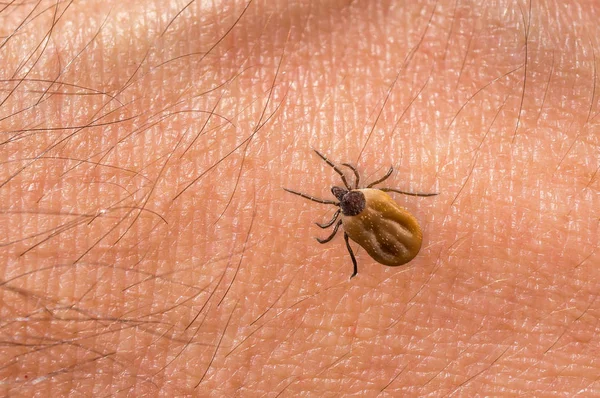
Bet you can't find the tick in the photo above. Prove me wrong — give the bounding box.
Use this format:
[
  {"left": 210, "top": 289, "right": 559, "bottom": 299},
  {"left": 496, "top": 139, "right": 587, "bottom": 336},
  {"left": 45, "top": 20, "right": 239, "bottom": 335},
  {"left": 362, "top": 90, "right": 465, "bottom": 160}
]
[{"left": 284, "top": 150, "right": 438, "bottom": 278}]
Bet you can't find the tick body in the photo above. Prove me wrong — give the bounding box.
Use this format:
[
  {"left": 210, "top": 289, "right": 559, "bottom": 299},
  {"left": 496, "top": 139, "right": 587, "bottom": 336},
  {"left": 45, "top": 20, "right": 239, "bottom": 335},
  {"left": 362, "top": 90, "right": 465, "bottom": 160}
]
[{"left": 284, "top": 150, "right": 437, "bottom": 278}]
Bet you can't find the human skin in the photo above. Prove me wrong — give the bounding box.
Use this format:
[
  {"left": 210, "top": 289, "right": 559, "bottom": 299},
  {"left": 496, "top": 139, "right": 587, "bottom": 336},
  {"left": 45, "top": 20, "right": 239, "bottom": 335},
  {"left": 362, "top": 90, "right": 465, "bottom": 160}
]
[{"left": 1, "top": 0, "right": 599, "bottom": 396}]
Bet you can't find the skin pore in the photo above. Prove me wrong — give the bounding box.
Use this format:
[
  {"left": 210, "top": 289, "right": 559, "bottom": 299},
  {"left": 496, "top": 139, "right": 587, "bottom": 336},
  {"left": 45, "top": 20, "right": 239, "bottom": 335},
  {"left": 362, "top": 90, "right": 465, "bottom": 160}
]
[{"left": 1, "top": 0, "right": 599, "bottom": 395}]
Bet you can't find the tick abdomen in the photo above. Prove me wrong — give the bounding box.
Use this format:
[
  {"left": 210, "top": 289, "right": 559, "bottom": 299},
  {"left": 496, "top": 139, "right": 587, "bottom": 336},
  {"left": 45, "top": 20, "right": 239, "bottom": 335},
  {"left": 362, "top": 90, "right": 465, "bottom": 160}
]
[{"left": 341, "top": 189, "right": 423, "bottom": 266}]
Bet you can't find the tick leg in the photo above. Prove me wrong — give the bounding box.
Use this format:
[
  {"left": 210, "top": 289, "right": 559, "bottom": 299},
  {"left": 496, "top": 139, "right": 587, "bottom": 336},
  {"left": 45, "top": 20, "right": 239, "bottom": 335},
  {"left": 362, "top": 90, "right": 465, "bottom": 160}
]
[
  {"left": 316, "top": 219, "right": 342, "bottom": 243},
  {"left": 316, "top": 209, "right": 341, "bottom": 228},
  {"left": 344, "top": 232, "right": 358, "bottom": 278},
  {"left": 283, "top": 188, "right": 339, "bottom": 205},
  {"left": 342, "top": 163, "right": 360, "bottom": 189},
  {"left": 379, "top": 188, "right": 439, "bottom": 197},
  {"left": 366, "top": 166, "right": 393, "bottom": 188},
  {"left": 313, "top": 149, "right": 352, "bottom": 190}
]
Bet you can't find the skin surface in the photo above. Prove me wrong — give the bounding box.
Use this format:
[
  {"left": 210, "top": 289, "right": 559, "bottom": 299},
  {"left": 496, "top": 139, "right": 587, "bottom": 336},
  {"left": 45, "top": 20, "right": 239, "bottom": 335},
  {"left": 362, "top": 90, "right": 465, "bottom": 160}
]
[{"left": 1, "top": 0, "right": 599, "bottom": 396}]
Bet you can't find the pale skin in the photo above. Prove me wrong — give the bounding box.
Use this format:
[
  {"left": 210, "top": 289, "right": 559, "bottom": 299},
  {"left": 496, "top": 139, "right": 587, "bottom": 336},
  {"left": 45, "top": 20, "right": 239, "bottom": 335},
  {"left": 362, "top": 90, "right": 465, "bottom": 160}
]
[{"left": 1, "top": 0, "right": 599, "bottom": 396}]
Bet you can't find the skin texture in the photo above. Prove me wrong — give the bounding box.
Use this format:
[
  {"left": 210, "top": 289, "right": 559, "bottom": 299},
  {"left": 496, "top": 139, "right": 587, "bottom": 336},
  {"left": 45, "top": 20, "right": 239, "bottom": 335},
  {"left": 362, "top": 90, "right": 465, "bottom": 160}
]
[{"left": 1, "top": 0, "right": 599, "bottom": 396}]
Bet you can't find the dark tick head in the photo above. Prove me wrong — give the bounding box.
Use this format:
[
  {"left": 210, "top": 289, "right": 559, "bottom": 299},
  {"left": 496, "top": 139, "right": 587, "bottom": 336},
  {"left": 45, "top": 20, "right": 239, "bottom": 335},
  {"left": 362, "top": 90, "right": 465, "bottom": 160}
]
[
  {"left": 331, "top": 187, "right": 366, "bottom": 216},
  {"left": 331, "top": 186, "right": 347, "bottom": 201}
]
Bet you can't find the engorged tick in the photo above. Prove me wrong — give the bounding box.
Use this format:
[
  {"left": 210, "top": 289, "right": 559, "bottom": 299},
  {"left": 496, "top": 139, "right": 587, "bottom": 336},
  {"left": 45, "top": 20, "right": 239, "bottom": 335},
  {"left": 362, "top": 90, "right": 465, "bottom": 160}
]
[{"left": 284, "top": 150, "right": 438, "bottom": 278}]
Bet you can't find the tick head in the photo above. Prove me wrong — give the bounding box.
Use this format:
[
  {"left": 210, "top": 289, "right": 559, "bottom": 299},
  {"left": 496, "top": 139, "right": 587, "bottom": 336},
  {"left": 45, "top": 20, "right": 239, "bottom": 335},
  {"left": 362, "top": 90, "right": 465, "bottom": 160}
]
[
  {"left": 331, "top": 186, "right": 347, "bottom": 201},
  {"left": 335, "top": 188, "right": 366, "bottom": 217}
]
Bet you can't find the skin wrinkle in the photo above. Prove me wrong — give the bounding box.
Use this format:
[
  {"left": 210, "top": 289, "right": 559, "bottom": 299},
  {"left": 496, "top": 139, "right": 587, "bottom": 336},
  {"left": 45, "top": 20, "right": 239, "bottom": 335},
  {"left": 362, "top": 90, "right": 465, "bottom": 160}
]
[{"left": 0, "top": 0, "right": 599, "bottom": 396}]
